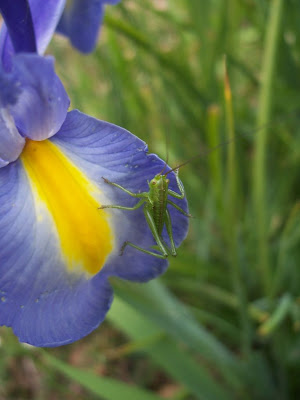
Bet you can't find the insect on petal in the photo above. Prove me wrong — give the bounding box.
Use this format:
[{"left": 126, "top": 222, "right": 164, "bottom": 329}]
[
  {"left": 53, "top": 110, "right": 189, "bottom": 282},
  {"left": 0, "top": 110, "right": 189, "bottom": 346}
]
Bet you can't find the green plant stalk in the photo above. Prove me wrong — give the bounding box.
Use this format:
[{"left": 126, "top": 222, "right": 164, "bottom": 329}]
[
  {"left": 190, "top": 306, "right": 241, "bottom": 342},
  {"left": 252, "top": 0, "right": 284, "bottom": 295},
  {"left": 104, "top": 14, "right": 208, "bottom": 106},
  {"left": 206, "top": 105, "right": 223, "bottom": 212},
  {"left": 224, "top": 59, "right": 251, "bottom": 355},
  {"left": 258, "top": 294, "right": 292, "bottom": 337},
  {"left": 164, "top": 278, "right": 269, "bottom": 322},
  {"left": 224, "top": 59, "right": 238, "bottom": 231},
  {"left": 272, "top": 201, "right": 300, "bottom": 297}
]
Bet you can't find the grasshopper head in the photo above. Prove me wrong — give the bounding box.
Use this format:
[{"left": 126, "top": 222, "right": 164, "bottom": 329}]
[{"left": 149, "top": 174, "right": 170, "bottom": 191}]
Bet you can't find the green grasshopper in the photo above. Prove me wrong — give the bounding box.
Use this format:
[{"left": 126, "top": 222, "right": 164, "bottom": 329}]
[
  {"left": 99, "top": 105, "right": 298, "bottom": 259},
  {"left": 99, "top": 140, "right": 232, "bottom": 259},
  {"left": 99, "top": 166, "right": 191, "bottom": 259}
]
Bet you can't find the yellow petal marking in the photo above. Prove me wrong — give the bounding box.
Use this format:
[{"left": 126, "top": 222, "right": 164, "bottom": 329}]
[{"left": 21, "top": 139, "right": 114, "bottom": 276}]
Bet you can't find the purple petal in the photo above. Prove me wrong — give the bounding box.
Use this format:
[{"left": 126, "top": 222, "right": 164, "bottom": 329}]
[
  {"left": 0, "top": 110, "right": 189, "bottom": 346},
  {"left": 53, "top": 110, "right": 189, "bottom": 282},
  {"left": 0, "top": 0, "right": 36, "bottom": 54},
  {"left": 10, "top": 53, "right": 69, "bottom": 140},
  {"left": 0, "top": 0, "right": 66, "bottom": 70},
  {"left": 0, "top": 108, "right": 25, "bottom": 167},
  {"left": 0, "top": 66, "right": 22, "bottom": 107},
  {"left": 57, "top": 0, "right": 121, "bottom": 53},
  {"left": 0, "top": 158, "right": 113, "bottom": 346},
  {"left": 28, "top": 0, "right": 66, "bottom": 55}
]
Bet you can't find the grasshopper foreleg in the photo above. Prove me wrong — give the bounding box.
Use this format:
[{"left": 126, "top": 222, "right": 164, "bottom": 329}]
[
  {"left": 167, "top": 169, "right": 185, "bottom": 199},
  {"left": 99, "top": 199, "right": 145, "bottom": 211},
  {"left": 99, "top": 177, "right": 148, "bottom": 210},
  {"left": 167, "top": 199, "right": 192, "bottom": 217},
  {"left": 101, "top": 177, "right": 147, "bottom": 198}
]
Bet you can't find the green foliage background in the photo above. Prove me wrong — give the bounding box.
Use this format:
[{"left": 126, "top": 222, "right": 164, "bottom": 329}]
[{"left": 1, "top": 0, "right": 300, "bottom": 399}]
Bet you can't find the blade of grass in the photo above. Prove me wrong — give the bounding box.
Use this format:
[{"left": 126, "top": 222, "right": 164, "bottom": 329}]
[
  {"left": 252, "top": 0, "right": 284, "bottom": 295},
  {"left": 272, "top": 201, "right": 300, "bottom": 296},
  {"left": 104, "top": 14, "right": 208, "bottom": 106},
  {"left": 108, "top": 293, "right": 234, "bottom": 400},
  {"left": 43, "top": 352, "right": 165, "bottom": 400},
  {"left": 163, "top": 277, "right": 269, "bottom": 322},
  {"left": 189, "top": 306, "right": 241, "bottom": 343},
  {"left": 258, "top": 293, "right": 292, "bottom": 337},
  {"left": 205, "top": 104, "right": 223, "bottom": 211},
  {"left": 112, "top": 279, "right": 245, "bottom": 392},
  {"left": 223, "top": 58, "right": 252, "bottom": 355}
]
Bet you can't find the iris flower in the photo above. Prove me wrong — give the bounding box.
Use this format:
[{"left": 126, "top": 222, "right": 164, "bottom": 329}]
[
  {"left": 0, "top": 0, "right": 66, "bottom": 70},
  {"left": 0, "top": 0, "right": 120, "bottom": 57},
  {"left": 0, "top": 0, "right": 189, "bottom": 347},
  {"left": 57, "top": 0, "right": 121, "bottom": 53}
]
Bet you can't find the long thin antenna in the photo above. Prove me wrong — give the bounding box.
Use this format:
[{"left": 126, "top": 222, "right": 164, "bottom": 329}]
[
  {"left": 158, "top": 161, "right": 168, "bottom": 175},
  {"left": 158, "top": 120, "right": 170, "bottom": 175},
  {"left": 164, "top": 107, "right": 300, "bottom": 176},
  {"left": 165, "top": 139, "right": 233, "bottom": 175}
]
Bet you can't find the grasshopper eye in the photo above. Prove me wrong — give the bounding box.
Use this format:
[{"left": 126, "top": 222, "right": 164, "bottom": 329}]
[{"left": 152, "top": 181, "right": 156, "bottom": 185}]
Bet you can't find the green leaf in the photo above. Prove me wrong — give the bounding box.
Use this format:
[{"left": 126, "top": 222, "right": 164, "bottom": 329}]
[
  {"left": 112, "top": 279, "right": 244, "bottom": 392},
  {"left": 108, "top": 293, "right": 233, "bottom": 400},
  {"left": 43, "top": 353, "right": 164, "bottom": 400}
]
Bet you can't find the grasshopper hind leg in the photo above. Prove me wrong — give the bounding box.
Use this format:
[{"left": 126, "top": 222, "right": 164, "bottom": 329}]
[
  {"left": 120, "top": 207, "right": 170, "bottom": 259},
  {"left": 120, "top": 241, "right": 168, "bottom": 259},
  {"left": 164, "top": 208, "right": 177, "bottom": 256}
]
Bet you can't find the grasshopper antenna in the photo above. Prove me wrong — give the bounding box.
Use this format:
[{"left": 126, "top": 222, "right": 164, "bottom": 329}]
[
  {"left": 165, "top": 139, "right": 234, "bottom": 175},
  {"left": 158, "top": 122, "right": 170, "bottom": 175},
  {"left": 164, "top": 107, "right": 300, "bottom": 177},
  {"left": 159, "top": 161, "right": 168, "bottom": 175}
]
